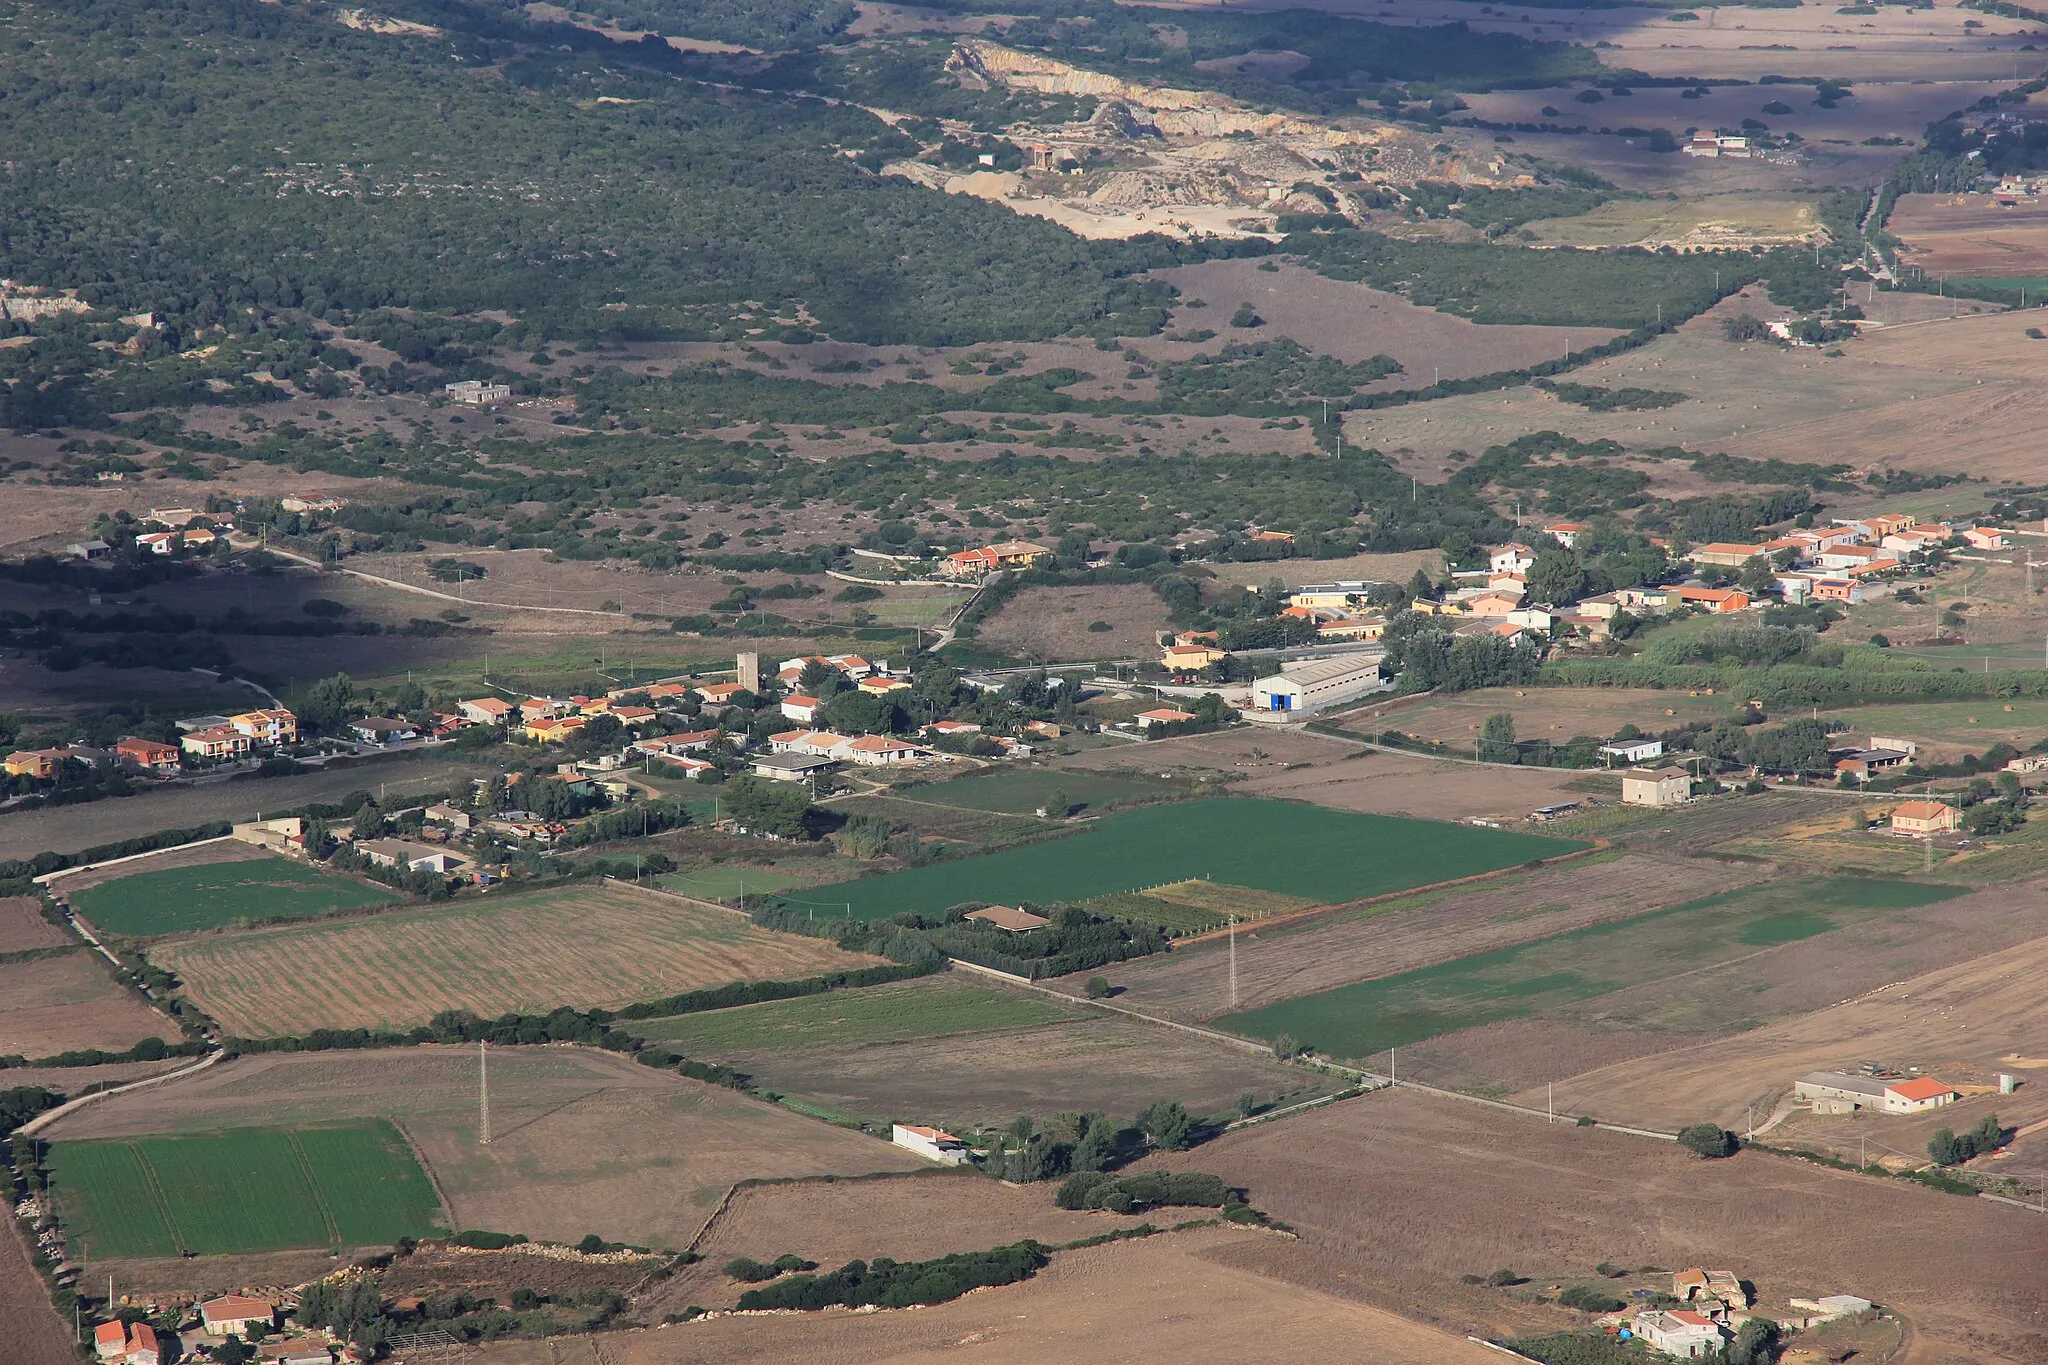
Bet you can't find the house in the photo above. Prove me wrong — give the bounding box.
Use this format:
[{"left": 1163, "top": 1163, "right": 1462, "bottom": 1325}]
[
  {"left": 136, "top": 530, "right": 181, "bottom": 555},
  {"left": 694, "top": 681, "right": 749, "bottom": 705},
  {"left": 925, "top": 719, "right": 982, "bottom": 737},
  {"left": 1489, "top": 543, "right": 1536, "bottom": 575},
  {"left": 891, "top": 1123, "right": 971, "bottom": 1165},
  {"left": 1288, "top": 581, "right": 1384, "bottom": 612},
  {"left": 1817, "top": 543, "right": 1890, "bottom": 572},
  {"left": 351, "top": 717, "right": 419, "bottom": 745},
  {"left": 1622, "top": 767, "right": 1692, "bottom": 807},
  {"left": 780, "top": 695, "right": 824, "bottom": 724},
  {"left": 750, "top": 751, "right": 838, "bottom": 782},
  {"left": 114, "top": 737, "right": 182, "bottom": 773},
  {"left": 200, "top": 1295, "right": 277, "bottom": 1337},
  {"left": 1462, "top": 590, "right": 1523, "bottom": 618},
  {"left": 95, "top": 1321, "right": 130, "bottom": 1360},
  {"left": 1506, "top": 607, "right": 1554, "bottom": 632},
  {"left": 181, "top": 725, "right": 253, "bottom": 761},
  {"left": 68, "top": 539, "right": 112, "bottom": 560},
  {"left": 230, "top": 708, "right": 298, "bottom": 745},
  {"left": 638, "top": 728, "right": 721, "bottom": 755},
  {"left": 1023, "top": 720, "right": 1063, "bottom": 739},
  {"left": 1486, "top": 571, "right": 1528, "bottom": 596},
  {"left": 856, "top": 675, "right": 911, "bottom": 696},
  {"left": 941, "top": 540, "right": 1053, "bottom": 577},
  {"left": 1690, "top": 542, "right": 1766, "bottom": 568},
  {"left": 280, "top": 495, "right": 343, "bottom": 514},
  {"left": 1675, "top": 585, "right": 1750, "bottom": 614},
  {"left": 1614, "top": 586, "right": 1676, "bottom": 614},
  {"left": 1541, "top": 521, "right": 1586, "bottom": 548},
  {"left": 1811, "top": 576, "right": 1862, "bottom": 603},
  {"left": 1881, "top": 527, "right": 1949, "bottom": 555},
  {"left": 1598, "top": 739, "right": 1664, "bottom": 765},
  {"left": 1135, "top": 707, "right": 1196, "bottom": 730},
  {"left": 1890, "top": 800, "right": 1958, "bottom": 835},
  {"left": 658, "top": 754, "right": 717, "bottom": 778},
  {"left": 357, "top": 838, "right": 461, "bottom": 873},
  {"left": 778, "top": 653, "right": 875, "bottom": 683},
  {"left": 525, "top": 715, "right": 586, "bottom": 743},
  {"left": 2007, "top": 753, "right": 2048, "bottom": 774},
  {"left": 1963, "top": 526, "right": 2011, "bottom": 551},
  {"left": 425, "top": 803, "right": 473, "bottom": 831},
  {"left": 1250, "top": 529, "right": 1295, "bottom": 544},
  {"left": 965, "top": 904, "right": 1051, "bottom": 932},
  {"left": 1161, "top": 642, "right": 1227, "bottom": 671},
  {"left": 1883, "top": 1076, "right": 1958, "bottom": 1113},
  {"left": 1683, "top": 132, "right": 1751, "bottom": 158},
  {"left": 444, "top": 379, "right": 512, "bottom": 405},
  {"left": 4, "top": 748, "right": 66, "bottom": 779},
  {"left": 1633, "top": 1308, "right": 1724, "bottom": 1357},
  {"left": 840, "top": 734, "right": 923, "bottom": 765},
  {"left": 460, "top": 697, "right": 517, "bottom": 726},
  {"left": 183, "top": 527, "right": 217, "bottom": 550},
  {"left": 1672, "top": 1267, "right": 1747, "bottom": 1310}
]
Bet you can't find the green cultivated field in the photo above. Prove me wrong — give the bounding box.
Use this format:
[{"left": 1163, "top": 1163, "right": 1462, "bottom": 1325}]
[
  {"left": 69, "top": 855, "right": 398, "bottom": 936},
  {"left": 1217, "top": 877, "right": 1967, "bottom": 1060},
  {"left": 814, "top": 798, "right": 1582, "bottom": 921},
  {"left": 632, "top": 976, "right": 1082, "bottom": 1052},
  {"left": 658, "top": 865, "right": 817, "bottom": 902},
  {"left": 50, "top": 1121, "right": 445, "bottom": 1258},
  {"left": 912, "top": 769, "right": 1181, "bottom": 816}
]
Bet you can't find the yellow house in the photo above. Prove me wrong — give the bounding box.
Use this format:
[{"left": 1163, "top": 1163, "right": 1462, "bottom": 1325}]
[
  {"left": 526, "top": 715, "right": 587, "bottom": 743},
  {"left": 1161, "top": 643, "right": 1227, "bottom": 670}
]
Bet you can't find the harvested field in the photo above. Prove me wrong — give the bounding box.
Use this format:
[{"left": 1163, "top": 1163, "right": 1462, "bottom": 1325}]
[
  {"left": 0, "top": 1212, "right": 74, "bottom": 1365},
  {"left": 1203, "top": 548, "right": 1442, "bottom": 589},
  {"left": 1217, "top": 876, "right": 1968, "bottom": 1065},
  {"left": 48, "top": 1120, "right": 446, "bottom": 1258},
  {"left": 380, "top": 1242, "right": 654, "bottom": 1310},
  {"left": 720, "top": 1013, "right": 1329, "bottom": 1130},
  {"left": 630, "top": 975, "right": 1083, "bottom": 1053},
  {"left": 1093, "top": 851, "right": 1763, "bottom": 1023},
  {"left": 1891, "top": 193, "right": 2048, "bottom": 280},
  {"left": 68, "top": 851, "right": 398, "bottom": 938},
  {"left": 972, "top": 583, "right": 1171, "bottom": 663},
  {"left": 26, "top": 1058, "right": 196, "bottom": 1096},
  {"left": 0, "top": 753, "right": 484, "bottom": 861},
  {"left": 643, "top": 1172, "right": 1157, "bottom": 1315},
  {"left": 473, "top": 1227, "right": 1507, "bottom": 1365},
  {"left": 1535, "top": 910, "right": 2048, "bottom": 1138},
  {"left": 1353, "top": 686, "right": 1742, "bottom": 748},
  {"left": 40, "top": 1047, "right": 926, "bottom": 1253},
  {"left": 1142, "top": 1088, "right": 2048, "bottom": 1363},
  {"left": 0, "top": 896, "right": 68, "bottom": 953},
  {"left": 819, "top": 797, "right": 1580, "bottom": 921},
  {"left": 152, "top": 883, "right": 884, "bottom": 1038},
  {"left": 1054, "top": 724, "right": 1342, "bottom": 773},
  {"left": 1235, "top": 747, "right": 1602, "bottom": 823},
  {"left": 1154, "top": 260, "right": 1617, "bottom": 382},
  {"left": 0, "top": 951, "right": 178, "bottom": 1059}
]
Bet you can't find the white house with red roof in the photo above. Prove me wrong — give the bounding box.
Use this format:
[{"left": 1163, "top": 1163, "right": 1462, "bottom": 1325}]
[
  {"left": 780, "top": 694, "right": 824, "bottom": 723},
  {"left": 1633, "top": 1309, "right": 1723, "bottom": 1357},
  {"left": 891, "top": 1123, "right": 970, "bottom": 1165}
]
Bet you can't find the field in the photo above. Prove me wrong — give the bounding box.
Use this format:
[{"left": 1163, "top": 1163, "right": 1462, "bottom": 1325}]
[
  {"left": 973, "top": 583, "right": 1172, "bottom": 663},
  {"left": 713, "top": 1013, "right": 1331, "bottom": 1130},
  {"left": 67, "top": 851, "right": 398, "bottom": 937},
  {"left": 38, "top": 1047, "right": 926, "bottom": 1255},
  {"left": 1891, "top": 193, "right": 2048, "bottom": 281},
  {"left": 1139, "top": 1088, "right": 2048, "bottom": 1363},
  {"left": 904, "top": 767, "right": 1180, "bottom": 816},
  {"left": 1080, "top": 880, "right": 1322, "bottom": 934},
  {"left": 47, "top": 1120, "right": 445, "bottom": 1258},
  {"left": 472, "top": 1227, "right": 1508, "bottom": 1365},
  {"left": 0, "top": 951, "right": 180, "bottom": 1059},
  {"left": 656, "top": 864, "right": 832, "bottom": 902},
  {"left": 0, "top": 1214, "right": 74, "bottom": 1365},
  {"left": 815, "top": 797, "right": 1583, "bottom": 922},
  {"left": 629, "top": 976, "right": 1082, "bottom": 1053},
  {"left": 1215, "top": 877, "right": 1968, "bottom": 1064},
  {"left": 1093, "top": 851, "right": 1764, "bottom": 1025},
  {"left": 1518, "top": 191, "right": 1821, "bottom": 252},
  {"left": 0, "top": 896, "right": 68, "bottom": 953},
  {"left": 1353, "top": 687, "right": 1741, "bottom": 750},
  {"left": 151, "top": 882, "right": 884, "bottom": 1037}
]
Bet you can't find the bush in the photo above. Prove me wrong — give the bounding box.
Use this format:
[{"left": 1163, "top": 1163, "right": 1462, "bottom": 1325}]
[
  {"left": 1557, "top": 1284, "right": 1626, "bottom": 1312},
  {"left": 1928, "top": 1112, "right": 2004, "bottom": 1166},
  {"left": 1056, "top": 1170, "right": 1233, "bottom": 1212},
  {"left": 724, "top": 1257, "right": 779, "bottom": 1283},
  {"left": 735, "top": 1241, "right": 1048, "bottom": 1311},
  {"left": 1488, "top": 1268, "right": 1525, "bottom": 1287},
  {"left": 1677, "top": 1123, "right": 1739, "bottom": 1158},
  {"left": 450, "top": 1230, "right": 527, "bottom": 1250}
]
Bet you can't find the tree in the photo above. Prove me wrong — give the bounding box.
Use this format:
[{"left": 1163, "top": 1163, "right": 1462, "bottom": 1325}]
[
  {"left": 1525, "top": 547, "right": 1586, "bottom": 606},
  {"left": 1737, "top": 554, "right": 1777, "bottom": 596},
  {"left": 724, "top": 774, "right": 814, "bottom": 838},
  {"left": 1677, "top": 1123, "right": 1738, "bottom": 1158},
  {"left": 1726, "top": 1316, "right": 1780, "bottom": 1365},
  {"left": 1138, "top": 1099, "right": 1193, "bottom": 1151},
  {"left": 1479, "top": 712, "right": 1519, "bottom": 764},
  {"left": 1044, "top": 787, "right": 1073, "bottom": 819},
  {"left": 797, "top": 659, "right": 844, "bottom": 696},
  {"left": 298, "top": 672, "right": 355, "bottom": 734},
  {"left": 1084, "top": 974, "right": 1111, "bottom": 999},
  {"left": 823, "top": 689, "right": 900, "bottom": 735}
]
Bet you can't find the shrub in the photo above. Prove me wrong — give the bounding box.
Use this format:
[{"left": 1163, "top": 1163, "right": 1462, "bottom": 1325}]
[
  {"left": 735, "top": 1241, "right": 1048, "bottom": 1311},
  {"left": 1558, "top": 1284, "right": 1626, "bottom": 1312},
  {"left": 450, "top": 1230, "right": 527, "bottom": 1250},
  {"left": 1488, "top": 1268, "right": 1525, "bottom": 1287},
  {"left": 1677, "top": 1123, "right": 1739, "bottom": 1158},
  {"left": 724, "top": 1257, "right": 779, "bottom": 1283}
]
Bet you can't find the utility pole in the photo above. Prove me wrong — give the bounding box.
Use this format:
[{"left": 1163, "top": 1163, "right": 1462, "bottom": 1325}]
[
  {"left": 479, "top": 1039, "right": 492, "bottom": 1145},
  {"left": 1548, "top": 1081, "right": 1554, "bottom": 1123},
  {"left": 1388, "top": 1047, "right": 1396, "bottom": 1085},
  {"left": 1228, "top": 915, "right": 1239, "bottom": 1009}
]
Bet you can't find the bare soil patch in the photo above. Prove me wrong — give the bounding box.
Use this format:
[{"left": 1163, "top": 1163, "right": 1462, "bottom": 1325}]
[
  {"left": 722, "top": 1015, "right": 1325, "bottom": 1129},
  {"left": 1092, "top": 852, "right": 1762, "bottom": 1023},
  {"left": 0, "top": 1212, "right": 74, "bottom": 1365},
  {"left": 974, "top": 583, "right": 1172, "bottom": 662},
  {"left": 380, "top": 1242, "right": 652, "bottom": 1305},
  {"left": 1891, "top": 193, "right": 2048, "bottom": 279},
  {"left": 476, "top": 1227, "right": 1506, "bottom": 1365},
  {"left": 0, "top": 897, "right": 69, "bottom": 953},
  {"left": 1203, "top": 548, "right": 1441, "bottom": 589},
  {"left": 1156, "top": 259, "right": 1618, "bottom": 380},
  {"left": 1140, "top": 1088, "right": 2048, "bottom": 1362},
  {"left": 1355, "top": 685, "right": 1744, "bottom": 748},
  {"left": 1236, "top": 748, "right": 1594, "bottom": 822},
  {"left": 0, "top": 951, "right": 175, "bottom": 1059},
  {"left": 41, "top": 1047, "right": 926, "bottom": 1252}
]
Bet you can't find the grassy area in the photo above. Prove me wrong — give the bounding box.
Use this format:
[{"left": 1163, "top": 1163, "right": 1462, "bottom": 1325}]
[
  {"left": 68, "top": 855, "right": 398, "bottom": 936},
  {"left": 48, "top": 1121, "right": 445, "bottom": 1258},
  {"left": 657, "top": 865, "right": 818, "bottom": 901},
  {"left": 1215, "top": 877, "right": 1968, "bottom": 1059},
  {"left": 808, "top": 798, "right": 1584, "bottom": 922},
  {"left": 630, "top": 976, "right": 1081, "bottom": 1052},
  {"left": 1080, "top": 891, "right": 1226, "bottom": 934},
  {"left": 908, "top": 768, "right": 1182, "bottom": 816}
]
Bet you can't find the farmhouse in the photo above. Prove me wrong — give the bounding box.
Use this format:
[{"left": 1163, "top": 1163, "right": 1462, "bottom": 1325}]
[
  {"left": 1890, "top": 801, "right": 1959, "bottom": 835},
  {"left": 965, "top": 904, "right": 1051, "bottom": 931},
  {"left": 1598, "top": 739, "right": 1664, "bottom": 765},
  {"left": 1162, "top": 642, "right": 1228, "bottom": 670},
  {"left": 941, "top": 540, "right": 1053, "bottom": 577},
  {"left": 357, "top": 838, "right": 462, "bottom": 873},
  {"left": 444, "top": 379, "right": 511, "bottom": 404},
  {"left": 1883, "top": 1076, "right": 1959, "bottom": 1113},
  {"left": 1250, "top": 655, "right": 1386, "bottom": 714},
  {"left": 925, "top": 719, "right": 983, "bottom": 737},
  {"left": 891, "top": 1123, "right": 971, "bottom": 1165},
  {"left": 1135, "top": 707, "right": 1197, "bottom": 730},
  {"left": 68, "top": 539, "right": 112, "bottom": 560},
  {"left": 1795, "top": 1071, "right": 1958, "bottom": 1115},
  {"left": 200, "top": 1295, "right": 276, "bottom": 1336},
  {"left": 1963, "top": 526, "right": 2011, "bottom": 551},
  {"left": 94, "top": 1322, "right": 161, "bottom": 1365},
  {"left": 425, "top": 803, "right": 473, "bottom": 831},
  {"left": 1633, "top": 1309, "right": 1724, "bottom": 1357},
  {"left": 1621, "top": 767, "right": 1692, "bottom": 807},
  {"left": 459, "top": 697, "right": 517, "bottom": 725},
  {"left": 181, "top": 725, "right": 253, "bottom": 761},
  {"left": 840, "top": 734, "right": 924, "bottom": 765},
  {"left": 114, "top": 737, "right": 182, "bottom": 773},
  {"left": 1672, "top": 1267, "right": 1747, "bottom": 1310}
]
